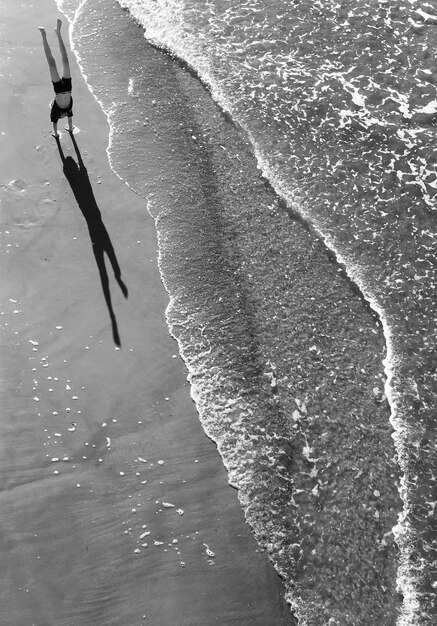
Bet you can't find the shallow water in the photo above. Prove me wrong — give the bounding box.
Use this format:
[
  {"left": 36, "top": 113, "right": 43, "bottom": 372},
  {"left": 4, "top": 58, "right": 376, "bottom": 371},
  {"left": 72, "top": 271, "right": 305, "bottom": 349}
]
[{"left": 56, "top": 0, "right": 437, "bottom": 623}]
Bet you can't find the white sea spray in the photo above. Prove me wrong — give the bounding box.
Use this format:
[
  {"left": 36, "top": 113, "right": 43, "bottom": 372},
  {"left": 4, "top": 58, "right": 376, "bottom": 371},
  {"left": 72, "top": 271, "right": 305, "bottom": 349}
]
[{"left": 57, "top": 0, "right": 437, "bottom": 621}]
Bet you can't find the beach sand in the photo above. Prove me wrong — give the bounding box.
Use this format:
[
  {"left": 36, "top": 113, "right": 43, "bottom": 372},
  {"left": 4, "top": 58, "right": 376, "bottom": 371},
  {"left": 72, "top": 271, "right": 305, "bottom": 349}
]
[{"left": 0, "top": 1, "right": 293, "bottom": 624}]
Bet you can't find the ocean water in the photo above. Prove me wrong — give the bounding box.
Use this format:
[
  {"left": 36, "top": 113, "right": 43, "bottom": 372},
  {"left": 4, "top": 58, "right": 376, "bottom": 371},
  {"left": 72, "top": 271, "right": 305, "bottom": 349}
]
[{"left": 56, "top": 0, "right": 436, "bottom": 623}]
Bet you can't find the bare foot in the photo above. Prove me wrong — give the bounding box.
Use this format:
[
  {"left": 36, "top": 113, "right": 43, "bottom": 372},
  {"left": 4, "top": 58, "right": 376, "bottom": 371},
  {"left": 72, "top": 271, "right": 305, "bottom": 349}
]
[
  {"left": 38, "top": 26, "right": 46, "bottom": 35},
  {"left": 55, "top": 18, "right": 62, "bottom": 34}
]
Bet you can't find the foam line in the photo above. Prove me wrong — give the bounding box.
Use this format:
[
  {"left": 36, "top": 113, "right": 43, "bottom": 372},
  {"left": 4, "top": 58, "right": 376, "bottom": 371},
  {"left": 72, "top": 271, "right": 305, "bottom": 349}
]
[
  {"left": 114, "top": 8, "right": 415, "bottom": 617},
  {"left": 57, "top": 0, "right": 416, "bottom": 620}
]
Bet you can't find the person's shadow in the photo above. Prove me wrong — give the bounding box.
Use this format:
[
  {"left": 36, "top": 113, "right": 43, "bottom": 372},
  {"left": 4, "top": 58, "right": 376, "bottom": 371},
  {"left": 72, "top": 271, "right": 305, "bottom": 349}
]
[{"left": 55, "top": 134, "right": 128, "bottom": 347}]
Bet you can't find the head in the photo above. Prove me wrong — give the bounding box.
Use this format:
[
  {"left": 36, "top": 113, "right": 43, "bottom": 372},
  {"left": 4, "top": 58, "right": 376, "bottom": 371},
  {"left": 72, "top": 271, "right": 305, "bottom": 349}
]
[{"left": 63, "top": 155, "right": 79, "bottom": 174}]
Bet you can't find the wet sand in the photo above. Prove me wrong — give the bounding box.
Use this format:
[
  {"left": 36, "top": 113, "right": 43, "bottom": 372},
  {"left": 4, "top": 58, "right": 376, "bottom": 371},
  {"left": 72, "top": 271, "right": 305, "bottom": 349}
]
[{"left": 0, "top": 1, "right": 293, "bottom": 624}]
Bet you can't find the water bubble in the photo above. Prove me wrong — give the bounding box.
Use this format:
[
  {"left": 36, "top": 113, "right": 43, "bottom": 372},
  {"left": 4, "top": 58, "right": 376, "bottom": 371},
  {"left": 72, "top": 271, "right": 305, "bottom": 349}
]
[{"left": 203, "top": 543, "right": 215, "bottom": 558}]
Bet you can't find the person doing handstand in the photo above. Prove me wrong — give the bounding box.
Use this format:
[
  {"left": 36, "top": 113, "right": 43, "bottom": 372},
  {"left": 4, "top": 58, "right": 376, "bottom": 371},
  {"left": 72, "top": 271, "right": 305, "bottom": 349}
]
[{"left": 38, "top": 19, "right": 74, "bottom": 137}]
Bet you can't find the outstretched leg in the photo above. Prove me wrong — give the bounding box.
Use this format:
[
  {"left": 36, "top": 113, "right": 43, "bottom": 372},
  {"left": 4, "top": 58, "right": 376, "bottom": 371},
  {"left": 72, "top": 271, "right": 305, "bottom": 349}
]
[
  {"left": 38, "top": 27, "right": 61, "bottom": 82},
  {"left": 55, "top": 19, "right": 71, "bottom": 79}
]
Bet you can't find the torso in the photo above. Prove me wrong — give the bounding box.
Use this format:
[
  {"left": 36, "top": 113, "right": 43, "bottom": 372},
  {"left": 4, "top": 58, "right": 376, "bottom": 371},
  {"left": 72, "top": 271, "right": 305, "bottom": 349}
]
[{"left": 55, "top": 92, "right": 72, "bottom": 108}]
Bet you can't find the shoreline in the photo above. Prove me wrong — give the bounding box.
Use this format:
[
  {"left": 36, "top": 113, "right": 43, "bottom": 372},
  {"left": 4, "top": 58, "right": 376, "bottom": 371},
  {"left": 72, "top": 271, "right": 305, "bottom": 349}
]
[
  {"left": 64, "top": 0, "right": 432, "bottom": 620},
  {"left": 0, "top": 1, "right": 293, "bottom": 624},
  {"left": 53, "top": 0, "right": 401, "bottom": 622}
]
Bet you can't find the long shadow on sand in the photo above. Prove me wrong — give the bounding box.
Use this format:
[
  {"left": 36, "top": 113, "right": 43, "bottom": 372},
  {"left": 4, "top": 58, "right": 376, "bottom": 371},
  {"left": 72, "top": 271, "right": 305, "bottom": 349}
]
[{"left": 55, "top": 134, "right": 128, "bottom": 347}]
